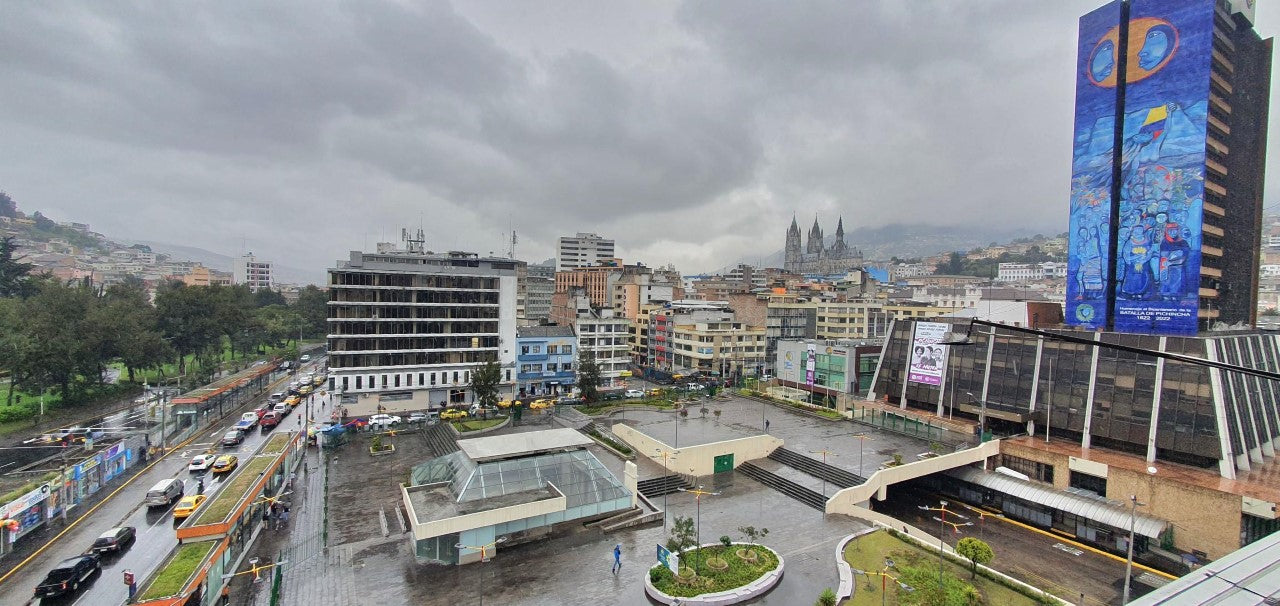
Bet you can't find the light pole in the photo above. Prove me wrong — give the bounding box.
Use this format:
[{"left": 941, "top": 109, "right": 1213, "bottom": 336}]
[
  {"left": 919, "top": 500, "right": 970, "bottom": 587},
  {"left": 965, "top": 391, "right": 984, "bottom": 443},
  {"left": 454, "top": 536, "right": 508, "bottom": 606},
  {"left": 654, "top": 448, "right": 677, "bottom": 529},
  {"left": 677, "top": 484, "right": 720, "bottom": 575},
  {"left": 1121, "top": 492, "right": 1149, "bottom": 605},
  {"left": 810, "top": 449, "right": 837, "bottom": 500},
  {"left": 851, "top": 434, "right": 870, "bottom": 478}
]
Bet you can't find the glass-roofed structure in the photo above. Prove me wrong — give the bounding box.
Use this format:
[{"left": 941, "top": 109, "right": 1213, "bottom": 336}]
[{"left": 402, "top": 428, "right": 634, "bottom": 565}]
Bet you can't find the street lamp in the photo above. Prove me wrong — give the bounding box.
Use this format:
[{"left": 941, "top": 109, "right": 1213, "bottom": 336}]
[
  {"left": 810, "top": 449, "right": 837, "bottom": 501},
  {"left": 677, "top": 484, "right": 720, "bottom": 575},
  {"left": 919, "top": 500, "right": 970, "bottom": 588},
  {"left": 454, "top": 536, "right": 508, "bottom": 606},
  {"left": 851, "top": 434, "right": 870, "bottom": 478},
  {"left": 653, "top": 448, "right": 677, "bottom": 529},
  {"left": 1122, "top": 467, "right": 1155, "bottom": 606}
]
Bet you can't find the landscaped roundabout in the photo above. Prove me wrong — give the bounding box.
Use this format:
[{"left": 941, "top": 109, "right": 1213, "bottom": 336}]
[{"left": 644, "top": 541, "right": 785, "bottom": 605}]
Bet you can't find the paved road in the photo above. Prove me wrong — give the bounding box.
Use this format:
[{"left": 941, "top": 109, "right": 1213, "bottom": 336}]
[{"left": 0, "top": 359, "right": 326, "bottom": 606}]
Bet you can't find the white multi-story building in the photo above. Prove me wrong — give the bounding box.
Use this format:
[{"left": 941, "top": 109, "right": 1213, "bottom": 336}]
[
  {"left": 890, "top": 263, "right": 933, "bottom": 280},
  {"left": 995, "top": 261, "right": 1066, "bottom": 283},
  {"left": 574, "top": 309, "right": 631, "bottom": 386},
  {"left": 326, "top": 243, "right": 518, "bottom": 415},
  {"left": 556, "top": 233, "right": 615, "bottom": 271},
  {"left": 233, "top": 253, "right": 274, "bottom": 291}
]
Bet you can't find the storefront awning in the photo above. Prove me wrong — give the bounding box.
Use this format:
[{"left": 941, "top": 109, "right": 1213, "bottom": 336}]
[{"left": 947, "top": 467, "right": 1168, "bottom": 538}]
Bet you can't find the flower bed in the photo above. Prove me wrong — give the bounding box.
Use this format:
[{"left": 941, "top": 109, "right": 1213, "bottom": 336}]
[
  {"left": 578, "top": 398, "right": 675, "bottom": 416},
  {"left": 649, "top": 544, "right": 779, "bottom": 599}
]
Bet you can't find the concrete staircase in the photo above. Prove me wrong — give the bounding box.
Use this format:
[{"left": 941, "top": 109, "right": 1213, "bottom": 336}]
[
  {"left": 768, "top": 447, "right": 865, "bottom": 488},
  {"left": 637, "top": 475, "right": 691, "bottom": 499},
  {"left": 737, "top": 462, "right": 826, "bottom": 510},
  {"left": 420, "top": 423, "right": 459, "bottom": 458}
]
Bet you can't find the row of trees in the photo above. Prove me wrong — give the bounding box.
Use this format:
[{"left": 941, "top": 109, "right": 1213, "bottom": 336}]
[{"left": 0, "top": 236, "right": 327, "bottom": 407}]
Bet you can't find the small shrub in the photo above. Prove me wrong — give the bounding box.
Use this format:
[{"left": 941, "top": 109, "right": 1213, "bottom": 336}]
[
  {"left": 370, "top": 435, "right": 383, "bottom": 451},
  {"left": 891, "top": 453, "right": 903, "bottom": 466},
  {"left": 816, "top": 587, "right": 837, "bottom": 606},
  {"left": 679, "top": 409, "right": 689, "bottom": 419},
  {"left": 719, "top": 535, "right": 733, "bottom": 549}
]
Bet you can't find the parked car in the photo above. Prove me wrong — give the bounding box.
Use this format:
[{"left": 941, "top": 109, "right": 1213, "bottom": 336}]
[
  {"left": 407, "top": 412, "right": 434, "bottom": 424},
  {"left": 440, "top": 409, "right": 468, "bottom": 421},
  {"left": 625, "top": 389, "right": 645, "bottom": 398},
  {"left": 759, "top": 374, "right": 773, "bottom": 381},
  {"left": 144, "top": 478, "right": 184, "bottom": 507},
  {"left": 647, "top": 388, "right": 664, "bottom": 397},
  {"left": 369, "top": 414, "right": 401, "bottom": 426},
  {"left": 89, "top": 527, "right": 136, "bottom": 555},
  {"left": 172, "top": 494, "right": 207, "bottom": 520},
  {"left": 188, "top": 454, "right": 217, "bottom": 473},
  {"left": 687, "top": 383, "right": 706, "bottom": 391},
  {"left": 221, "top": 429, "right": 245, "bottom": 447},
  {"left": 34, "top": 555, "right": 99, "bottom": 599},
  {"left": 556, "top": 396, "right": 583, "bottom": 405},
  {"left": 212, "top": 455, "right": 239, "bottom": 474},
  {"left": 260, "top": 412, "right": 281, "bottom": 430}
]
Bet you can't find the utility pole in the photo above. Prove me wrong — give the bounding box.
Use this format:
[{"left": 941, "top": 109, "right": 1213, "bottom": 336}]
[{"left": 1121, "top": 495, "right": 1145, "bottom": 605}]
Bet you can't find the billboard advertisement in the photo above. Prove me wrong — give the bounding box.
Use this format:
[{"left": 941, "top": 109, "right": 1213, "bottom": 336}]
[
  {"left": 805, "top": 343, "right": 816, "bottom": 386},
  {"left": 1112, "top": 0, "right": 1213, "bottom": 335},
  {"left": 1066, "top": 1, "right": 1124, "bottom": 331},
  {"left": 907, "top": 322, "right": 949, "bottom": 386}
]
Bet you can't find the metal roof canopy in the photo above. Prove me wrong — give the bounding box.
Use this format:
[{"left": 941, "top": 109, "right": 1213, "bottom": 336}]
[
  {"left": 1129, "top": 531, "right": 1280, "bottom": 605},
  {"left": 947, "top": 467, "right": 1168, "bottom": 539},
  {"left": 457, "top": 428, "right": 593, "bottom": 463}
]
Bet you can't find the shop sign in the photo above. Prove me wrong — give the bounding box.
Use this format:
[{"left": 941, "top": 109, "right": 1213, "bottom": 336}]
[{"left": 3, "top": 485, "right": 49, "bottom": 518}]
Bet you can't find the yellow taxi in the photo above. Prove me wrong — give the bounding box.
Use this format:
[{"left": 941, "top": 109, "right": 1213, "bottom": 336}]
[
  {"left": 211, "top": 455, "right": 239, "bottom": 474},
  {"left": 173, "top": 494, "right": 207, "bottom": 520},
  {"left": 285, "top": 395, "right": 301, "bottom": 407},
  {"left": 647, "top": 388, "right": 663, "bottom": 397},
  {"left": 312, "top": 375, "right": 325, "bottom": 387},
  {"left": 496, "top": 399, "right": 513, "bottom": 409},
  {"left": 298, "top": 385, "right": 314, "bottom": 396},
  {"left": 529, "top": 399, "right": 554, "bottom": 411},
  {"left": 440, "top": 409, "right": 469, "bottom": 421}
]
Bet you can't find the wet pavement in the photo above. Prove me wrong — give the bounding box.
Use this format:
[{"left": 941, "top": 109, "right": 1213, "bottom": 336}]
[{"left": 0, "top": 360, "right": 325, "bottom": 606}]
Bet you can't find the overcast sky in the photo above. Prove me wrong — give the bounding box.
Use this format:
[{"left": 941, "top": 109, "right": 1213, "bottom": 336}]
[{"left": 2, "top": 1, "right": 1278, "bottom": 282}]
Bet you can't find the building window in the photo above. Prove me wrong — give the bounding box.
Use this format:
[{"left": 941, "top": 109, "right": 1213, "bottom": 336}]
[
  {"left": 340, "top": 377, "right": 347, "bottom": 391},
  {"left": 449, "top": 389, "right": 466, "bottom": 404},
  {"left": 1068, "top": 471, "right": 1107, "bottom": 496},
  {"left": 406, "top": 374, "right": 412, "bottom": 387},
  {"left": 382, "top": 375, "right": 388, "bottom": 389},
  {"left": 464, "top": 371, "right": 470, "bottom": 383},
  {"left": 453, "top": 371, "right": 460, "bottom": 383},
  {"left": 394, "top": 375, "right": 401, "bottom": 388},
  {"left": 505, "top": 369, "right": 511, "bottom": 381},
  {"left": 431, "top": 373, "right": 437, "bottom": 385},
  {"left": 419, "top": 373, "right": 425, "bottom": 385},
  {"left": 1000, "top": 455, "right": 1054, "bottom": 484},
  {"left": 355, "top": 376, "right": 363, "bottom": 390}
]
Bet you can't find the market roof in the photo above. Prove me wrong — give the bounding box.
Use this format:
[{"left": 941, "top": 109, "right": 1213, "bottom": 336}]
[
  {"left": 1128, "top": 531, "right": 1280, "bottom": 605},
  {"left": 457, "top": 428, "right": 593, "bottom": 463},
  {"left": 947, "top": 467, "right": 1168, "bottom": 539}
]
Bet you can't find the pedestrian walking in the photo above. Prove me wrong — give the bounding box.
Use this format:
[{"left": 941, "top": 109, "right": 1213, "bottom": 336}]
[
  {"left": 261, "top": 507, "right": 270, "bottom": 529},
  {"left": 612, "top": 544, "right": 622, "bottom": 574},
  {"left": 764, "top": 419, "right": 770, "bottom": 432},
  {"left": 281, "top": 505, "right": 290, "bottom": 527}
]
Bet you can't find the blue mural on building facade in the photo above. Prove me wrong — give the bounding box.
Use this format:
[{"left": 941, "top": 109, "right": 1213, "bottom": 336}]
[{"left": 1067, "top": 0, "right": 1214, "bottom": 335}]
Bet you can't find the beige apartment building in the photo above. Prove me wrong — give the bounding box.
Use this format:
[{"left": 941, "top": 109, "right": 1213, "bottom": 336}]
[
  {"left": 669, "top": 319, "right": 766, "bottom": 378},
  {"left": 814, "top": 301, "right": 891, "bottom": 341}
]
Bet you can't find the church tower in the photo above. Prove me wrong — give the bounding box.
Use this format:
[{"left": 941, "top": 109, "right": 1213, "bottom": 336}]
[
  {"left": 806, "top": 218, "right": 824, "bottom": 255},
  {"left": 831, "top": 217, "right": 848, "bottom": 256},
  {"left": 784, "top": 216, "right": 802, "bottom": 272}
]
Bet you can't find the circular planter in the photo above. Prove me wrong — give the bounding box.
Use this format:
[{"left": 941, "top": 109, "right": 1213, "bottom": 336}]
[{"left": 644, "top": 543, "right": 784, "bottom": 606}]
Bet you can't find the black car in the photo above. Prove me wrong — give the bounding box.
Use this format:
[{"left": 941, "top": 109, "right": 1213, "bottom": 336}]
[
  {"left": 34, "top": 555, "right": 99, "bottom": 599},
  {"left": 89, "top": 526, "right": 135, "bottom": 555},
  {"left": 221, "top": 428, "right": 245, "bottom": 447}
]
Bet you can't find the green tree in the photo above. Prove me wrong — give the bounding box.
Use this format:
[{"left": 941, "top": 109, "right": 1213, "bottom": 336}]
[
  {"left": 897, "top": 564, "right": 980, "bottom": 606},
  {"left": 31, "top": 211, "right": 56, "bottom": 231},
  {"left": 294, "top": 285, "right": 328, "bottom": 337},
  {"left": 155, "top": 281, "right": 222, "bottom": 375},
  {"left": 665, "top": 515, "right": 698, "bottom": 566},
  {"left": 0, "top": 191, "right": 16, "bottom": 218},
  {"left": 0, "top": 297, "right": 35, "bottom": 405},
  {"left": 0, "top": 236, "right": 35, "bottom": 298},
  {"left": 955, "top": 537, "right": 994, "bottom": 580},
  {"left": 23, "top": 280, "right": 97, "bottom": 399},
  {"left": 469, "top": 359, "right": 502, "bottom": 409},
  {"left": 577, "top": 347, "right": 601, "bottom": 403},
  {"left": 934, "top": 252, "right": 965, "bottom": 275},
  {"left": 252, "top": 288, "right": 287, "bottom": 308}
]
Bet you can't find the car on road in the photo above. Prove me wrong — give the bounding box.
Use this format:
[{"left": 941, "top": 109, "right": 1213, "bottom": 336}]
[
  {"left": 625, "top": 389, "right": 645, "bottom": 398},
  {"left": 647, "top": 388, "right": 664, "bottom": 397},
  {"left": 221, "top": 429, "right": 245, "bottom": 447},
  {"left": 407, "top": 412, "right": 434, "bottom": 424},
  {"left": 212, "top": 455, "right": 238, "bottom": 474},
  {"left": 34, "top": 555, "right": 99, "bottom": 599},
  {"left": 369, "top": 414, "right": 401, "bottom": 426},
  {"left": 145, "top": 478, "right": 185, "bottom": 507},
  {"left": 239, "top": 412, "right": 260, "bottom": 428},
  {"left": 285, "top": 395, "right": 301, "bottom": 407},
  {"left": 300, "top": 354, "right": 311, "bottom": 362},
  {"left": 172, "top": 494, "right": 207, "bottom": 520},
  {"left": 440, "top": 409, "right": 468, "bottom": 421},
  {"left": 188, "top": 454, "right": 217, "bottom": 473},
  {"left": 312, "top": 375, "right": 326, "bottom": 387},
  {"left": 269, "top": 392, "right": 286, "bottom": 403},
  {"left": 254, "top": 404, "right": 272, "bottom": 419},
  {"left": 260, "top": 412, "right": 281, "bottom": 430},
  {"left": 298, "top": 384, "right": 314, "bottom": 396},
  {"left": 273, "top": 403, "right": 290, "bottom": 416},
  {"left": 89, "top": 526, "right": 135, "bottom": 555},
  {"left": 687, "top": 382, "right": 705, "bottom": 391}
]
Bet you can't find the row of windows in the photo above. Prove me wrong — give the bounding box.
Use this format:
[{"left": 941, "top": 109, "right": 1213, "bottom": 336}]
[
  {"left": 330, "top": 351, "right": 497, "bottom": 368},
  {"left": 338, "top": 368, "right": 511, "bottom": 391},
  {"left": 332, "top": 336, "right": 500, "bottom": 352},
  {"left": 331, "top": 290, "right": 500, "bottom": 305},
  {"left": 519, "top": 344, "right": 573, "bottom": 355},
  {"left": 332, "top": 272, "right": 500, "bottom": 289},
  {"left": 330, "top": 321, "right": 498, "bottom": 336},
  {"left": 521, "top": 363, "right": 572, "bottom": 373},
  {"left": 329, "top": 305, "right": 498, "bottom": 320}
]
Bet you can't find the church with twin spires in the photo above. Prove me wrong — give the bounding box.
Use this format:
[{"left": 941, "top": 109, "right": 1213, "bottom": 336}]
[{"left": 783, "top": 217, "right": 864, "bottom": 275}]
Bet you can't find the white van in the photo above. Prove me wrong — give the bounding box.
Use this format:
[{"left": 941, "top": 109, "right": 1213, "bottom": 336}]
[{"left": 145, "top": 478, "right": 184, "bottom": 507}]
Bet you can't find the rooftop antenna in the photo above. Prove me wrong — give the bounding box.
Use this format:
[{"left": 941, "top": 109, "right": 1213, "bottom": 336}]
[
  {"left": 509, "top": 230, "right": 518, "bottom": 259},
  {"left": 402, "top": 227, "right": 425, "bottom": 254}
]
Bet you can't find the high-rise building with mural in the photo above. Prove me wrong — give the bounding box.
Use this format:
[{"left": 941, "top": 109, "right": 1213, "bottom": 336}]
[
  {"left": 784, "top": 217, "right": 864, "bottom": 275},
  {"left": 1065, "top": 0, "right": 1271, "bottom": 335}
]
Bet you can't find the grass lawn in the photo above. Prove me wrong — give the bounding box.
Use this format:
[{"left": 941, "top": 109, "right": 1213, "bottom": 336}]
[
  {"left": 578, "top": 398, "right": 675, "bottom": 415},
  {"left": 843, "top": 530, "right": 1050, "bottom": 606},
  {"left": 260, "top": 432, "right": 295, "bottom": 455},
  {"left": 193, "top": 456, "right": 276, "bottom": 525},
  {"left": 138, "top": 541, "right": 216, "bottom": 601},
  {"left": 452, "top": 418, "right": 506, "bottom": 432},
  {"left": 649, "top": 545, "right": 779, "bottom": 598}
]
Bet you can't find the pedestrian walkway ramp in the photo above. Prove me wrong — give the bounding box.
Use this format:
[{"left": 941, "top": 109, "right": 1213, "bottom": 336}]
[
  {"left": 420, "top": 422, "right": 459, "bottom": 458},
  {"left": 768, "top": 447, "right": 865, "bottom": 488},
  {"left": 737, "top": 462, "right": 826, "bottom": 510}
]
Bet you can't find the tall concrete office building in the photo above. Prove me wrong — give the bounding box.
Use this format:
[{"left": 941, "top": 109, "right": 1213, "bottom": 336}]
[
  {"left": 232, "top": 253, "right": 273, "bottom": 291},
  {"left": 1066, "top": 0, "right": 1271, "bottom": 335},
  {"left": 556, "top": 232, "right": 615, "bottom": 271},
  {"left": 326, "top": 238, "right": 518, "bottom": 415}
]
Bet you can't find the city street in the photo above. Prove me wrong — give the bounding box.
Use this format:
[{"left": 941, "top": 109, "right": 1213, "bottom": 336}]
[{"left": 0, "top": 359, "right": 324, "bottom": 606}]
